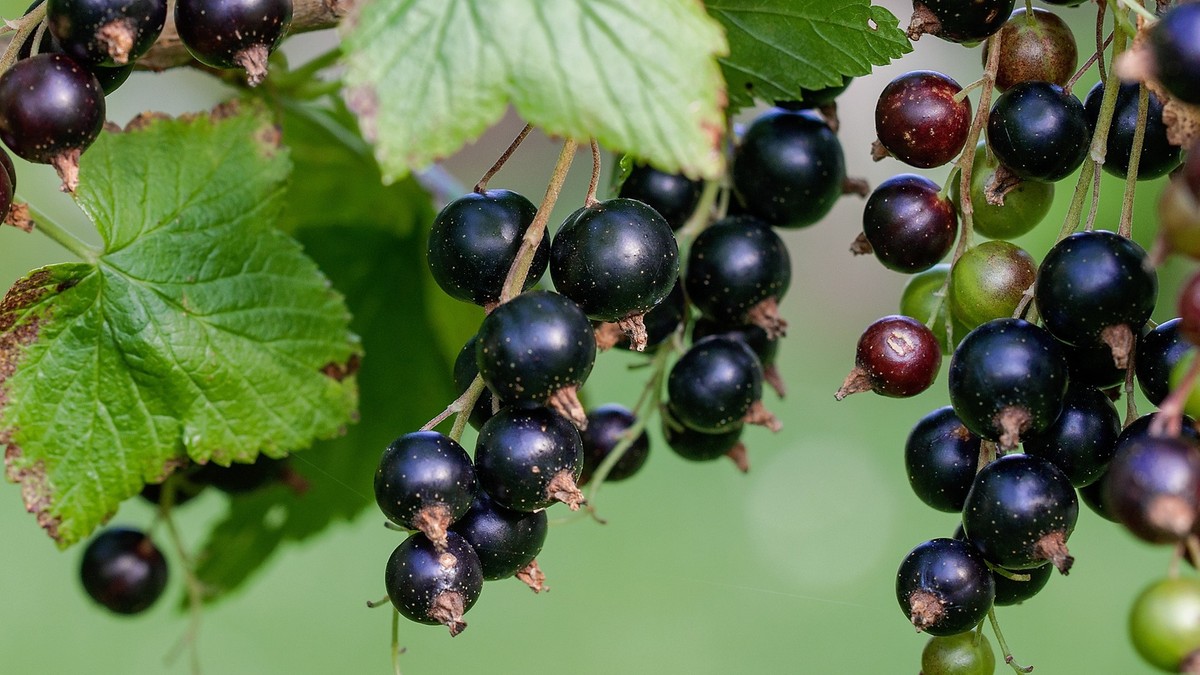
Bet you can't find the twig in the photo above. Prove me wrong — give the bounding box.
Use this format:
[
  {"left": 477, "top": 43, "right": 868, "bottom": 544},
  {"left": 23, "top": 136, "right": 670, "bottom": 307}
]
[{"left": 474, "top": 124, "right": 533, "bottom": 193}]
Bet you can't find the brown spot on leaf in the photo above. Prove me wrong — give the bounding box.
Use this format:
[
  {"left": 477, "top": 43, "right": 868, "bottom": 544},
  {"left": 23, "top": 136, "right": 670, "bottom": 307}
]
[{"left": 321, "top": 353, "right": 360, "bottom": 381}]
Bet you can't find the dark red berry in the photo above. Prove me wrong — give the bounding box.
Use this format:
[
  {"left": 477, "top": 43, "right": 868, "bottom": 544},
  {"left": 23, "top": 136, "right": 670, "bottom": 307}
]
[
  {"left": 861, "top": 174, "right": 957, "bottom": 273},
  {"left": 836, "top": 315, "right": 941, "bottom": 400},
  {"left": 174, "top": 0, "right": 292, "bottom": 85},
  {"left": 874, "top": 70, "right": 971, "bottom": 169},
  {"left": 80, "top": 527, "right": 168, "bottom": 615}
]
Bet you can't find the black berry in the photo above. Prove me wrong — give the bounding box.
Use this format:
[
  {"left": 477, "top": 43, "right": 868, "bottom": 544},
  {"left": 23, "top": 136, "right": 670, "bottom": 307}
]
[
  {"left": 473, "top": 405, "right": 585, "bottom": 512},
  {"left": 579, "top": 404, "right": 649, "bottom": 485},
  {"left": 904, "top": 406, "right": 981, "bottom": 513},
  {"left": 987, "top": 81, "right": 1089, "bottom": 182},
  {"left": 861, "top": 174, "right": 957, "bottom": 273},
  {"left": 80, "top": 527, "right": 168, "bottom": 615},
  {"left": 374, "top": 431, "right": 478, "bottom": 548},
  {"left": 617, "top": 163, "right": 702, "bottom": 230},
  {"left": 174, "top": 0, "right": 292, "bottom": 85},
  {"left": 895, "top": 538, "right": 995, "bottom": 636},
  {"left": 385, "top": 531, "right": 483, "bottom": 636}
]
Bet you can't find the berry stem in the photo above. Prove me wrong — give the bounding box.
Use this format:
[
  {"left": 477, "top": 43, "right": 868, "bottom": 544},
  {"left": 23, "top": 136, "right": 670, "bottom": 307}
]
[
  {"left": 499, "top": 138, "right": 578, "bottom": 303},
  {"left": 474, "top": 123, "right": 534, "bottom": 193},
  {"left": 1065, "top": 31, "right": 1114, "bottom": 93},
  {"left": 24, "top": 199, "right": 100, "bottom": 263},
  {"left": 161, "top": 511, "right": 204, "bottom": 675},
  {"left": 1095, "top": 4, "right": 1109, "bottom": 85},
  {"left": 951, "top": 31, "right": 1002, "bottom": 263},
  {"left": 952, "top": 77, "right": 985, "bottom": 103},
  {"left": 1118, "top": 83, "right": 1150, "bottom": 239},
  {"left": 988, "top": 608, "right": 1034, "bottom": 673},
  {"left": 585, "top": 139, "right": 601, "bottom": 207},
  {"left": 0, "top": 3, "right": 47, "bottom": 73},
  {"left": 391, "top": 607, "right": 405, "bottom": 675},
  {"left": 1124, "top": 353, "right": 1139, "bottom": 426},
  {"left": 448, "top": 376, "right": 487, "bottom": 443}
]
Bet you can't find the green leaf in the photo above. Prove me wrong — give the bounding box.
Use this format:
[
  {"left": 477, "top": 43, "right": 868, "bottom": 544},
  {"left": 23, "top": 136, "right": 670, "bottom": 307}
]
[
  {"left": 340, "top": 0, "right": 728, "bottom": 182},
  {"left": 0, "top": 106, "right": 361, "bottom": 547},
  {"left": 190, "top": 100, "right": 478, "bottom": 602},
  {"left": 705, "top": 0, "right": 912, "bottom": 109}
]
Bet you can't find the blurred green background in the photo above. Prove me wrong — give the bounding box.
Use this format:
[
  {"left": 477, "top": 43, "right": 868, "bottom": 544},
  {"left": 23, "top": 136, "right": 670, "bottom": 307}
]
[{"left": 0, "top": 1, "right": 1185, "bottom": 672}]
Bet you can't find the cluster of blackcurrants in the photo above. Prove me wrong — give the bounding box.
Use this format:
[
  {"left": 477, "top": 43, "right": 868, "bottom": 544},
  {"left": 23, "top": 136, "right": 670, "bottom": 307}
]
[
  {"left": 0, "top": 0, "right": 292, "bottom": 192},
  {"left": 836, "top": 1, "right": 1200, "bottom": 671},
  {"left": 373, "top": 73, "right": 862, "bottom": 635},
  {"left": 77, "top": 455, "right": 299, "bottom": 615}
]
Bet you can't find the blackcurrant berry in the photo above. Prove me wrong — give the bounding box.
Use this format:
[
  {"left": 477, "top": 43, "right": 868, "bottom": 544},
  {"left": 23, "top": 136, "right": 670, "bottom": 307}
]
[
  {"left": 1129, "top": 577, "right": 1200, "bottom": 673},
  {"left": 962, "top": 453, "right": 1078, "bottom": 572},
  {"left": 1078, "top": 473, "right": 1119, "bottom": 523},
  {"left": 47, "top": 0, "right": 166, "bottom": 66},
  {"left": 79, "top": 527, "right": 168, "bottom": 615},
  {"left": 836, "top": 315, "right": 942, "bottom": 400},
  {"left": 949, "top": 319, "right": 1069, "bottom": 449},
  {"left": 947, "top": 240, "right": 1036, "bottom": 331},
  {"left": 731, "top": 109, "right": 846, "bottom": 228},
  {"left": 549, "top": 198, "right": 679, "bottom": 349},
  {"left": 385, "top": 531, "right": 483, "bottom": 636},
  {"left": 1138, "top": 319, "right": 1188, "bottom": 406},
  {"left": 989, "top": 8, "right": 1077, "bottom": 92},
  {"left": 579, "top": 404, "right": 649, "bottom": 485},
  {"left": 427, "top": 189, "right": 546, "bottom": 308},
  {"left": 953, "top": 524, "right": 1054, "bottom": 605},
  {"left": 692, "top": 317, "right": 784, "bottom": 397},
  {"left": 1149, "top": 4, "right": 1200, "bottom": 105},
  {"left": 874, "top": 71, "right": 971, "bottom": 169},
  {"left": 1035, "top": 230, "right": 1156, "bottom": 367},
  {"left": 908, "top": 0, "right": 1016, "bottom": 44},
  {"left": 0, "top": 52, "right": 104, "bottom": 190},
  {"left": 476, "top": 291, "right": 596, "bottom": 427},
  {"left": 661, "top": 408, "right": 748, "bottom": 471},
  {"left": 454, "top": 335, "right": 496, "bottom": 430},
  {"left": 683, "top": 215, "right": 791, "bottom": 337},
  {"left": 374, "top": 431, "right": 477, "bottom": 548},
  {"left": 1103, "top": 434, "right": 1200, "bottom": 544},
  {"left": 950, "top": 142, "right": 1054, "bottom": 240},
  {"left": 667, "top": 335, "right": 776, "bottom": 434},
  {"left": 1022, "top": 384, "right": 1120, "bottom": 487},
  {"left": 174, "top": 0, "right": 292, "bottom": 86},
  {"left": 1084, "top": 81, "right": 1180, "bottom": 180},
  {"left": 861, "top": 174, "right": 957, "bottom": 273},
  {"left": 450, "top": 493, "right": 548, "bottom": 588},
  {"left": 473, "top": 405, "right": 585, "bottom": 512},
  {"left": 895, "top": 538, "right": 995, "bottom": 636},
  {"left": 921, "top": 632, "right": 996, "bottom": 675},
  {"left": 987, "top": 81, "right": 1089, "bottom": 182},
  {"left": 1065, "top": 338, "right": 1128, "bottom": 390},
  {"left": 617, "top": 162, "right": 702, "bottom": 230},
  {"left": 904, "top": 406, "right": 981, "bottom": 513}
]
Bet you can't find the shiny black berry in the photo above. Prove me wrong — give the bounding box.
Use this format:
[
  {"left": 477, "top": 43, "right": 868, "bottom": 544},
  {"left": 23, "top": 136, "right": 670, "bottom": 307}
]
[
  {"left": 904, "top": 406, "right": 981, "bottom": 513},
  {"left": 0, "top": 53, "right": 104, "bottom": 187},
  {"left": 1035, "top": 230, "right": 1156, "bottom": 367},
  {"left": 731, "top": 109, "right": 846, "bottom": 228},
  {"left": 861, "top": 174, "right": 957, "bottom": 273},
  {"left": 909, "top": 0, "right": 1015, "bottom": 44},
  {"left": 476, "top": 291, "right": 596, "bottom": 426},
  {"left": 962, "top": 453, "right": 1078, "bottom": 573},
  {"left": 683, "top": 215, "right": 791, "bottom": 337},
  {"left": 1084, "top": 81, "right": 1180, "bottom": 180},
  {"left": 174, "top": 0, "right": 292, "bottom": 86},
  {"left": 579, "top": 404, "right": 649, "bottom": 485},
  {"left": 47, "top": 0, "right": 166, "bottom": 66},
  {"left": 895, "top": 538, "right": 995, "bottom": 636},
  {"left": 1149, "top": 3, "right": 1200, "bottom": 105},
  {"left": 1022, "top": 384, "right": 1120, "bottom": 487},
  {"left": 374, "top": 431, "right": 477, "bottom": 547},
  {"left": 949, "top": 319, "right": 1069, "bottom": 450},
  {"left": 450, "top": 493, "right": 547, "bottom": 583},
  {"left": 617, "top": 163, "right": 703, "bottom": 230},
  {"left": 385, "top": 531, "right": 483, "bottom": 636},
  {"left": 1078, "top": 473, "right": 1119, "bottom": 523},
  {"left": 473, "top": 405, "right": 585, "bottom": 512},
  {"left": 1138, "top": 319, "right": 1189, "bottom": 406},
  {"left": 549, "top": 198, "right": 679, "bottom": 344},
  {"left": 667, "top": 336, "right": 774, "bottom": 434},
  {"left": 662, "top": 409, "right": 747, "bottom": 470},
  {"left": 80, "top": 527, "right": 168, "bottom": 615},
  {"left": 692, "top": 317, "right": 784, "bottom": 397},
  {"left": 836, "top": 315, "right": 942, "bottom": 400},
  {"left": 1104, "top": 434, "right": 1200, "bottom": 544},
  {"left": 874, "top": 70, "right": 971, "bottom": 169},
  {"left": 987, "top": 81, "right": 1089, "bottom": 182},
  {"left": 427, "top": 189, "right": 546, "bottom": 308}
]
